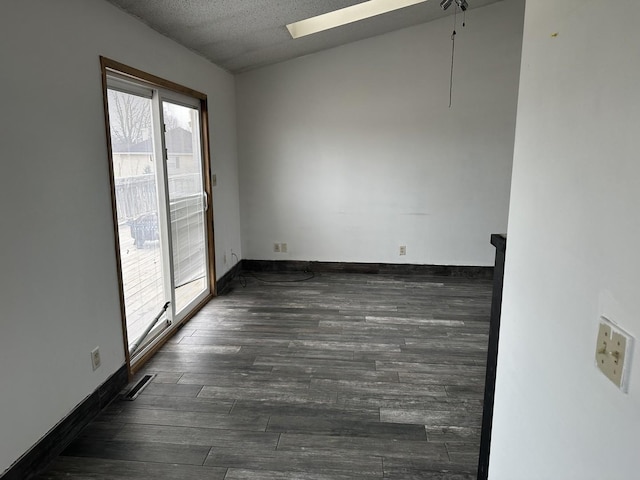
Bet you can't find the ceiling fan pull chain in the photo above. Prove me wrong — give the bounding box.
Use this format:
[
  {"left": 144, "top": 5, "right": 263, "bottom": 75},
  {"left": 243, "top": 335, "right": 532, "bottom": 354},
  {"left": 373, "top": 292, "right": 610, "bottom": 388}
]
[{"left": 449, "top": 5, "right": 458, "bottom": 108}]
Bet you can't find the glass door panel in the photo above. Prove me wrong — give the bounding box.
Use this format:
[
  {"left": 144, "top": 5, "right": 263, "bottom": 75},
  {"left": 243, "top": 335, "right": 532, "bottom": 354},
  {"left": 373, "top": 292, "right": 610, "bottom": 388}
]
[
  {"left": 106, "top": 89, "right": 169, "bottom": 350},
  {"left": 162, "top": 101, "right": 209, "bottom": 315}
]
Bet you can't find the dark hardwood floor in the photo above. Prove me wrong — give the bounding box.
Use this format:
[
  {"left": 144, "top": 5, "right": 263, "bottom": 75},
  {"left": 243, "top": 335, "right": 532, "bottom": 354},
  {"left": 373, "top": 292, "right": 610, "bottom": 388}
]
[{"left": 38, "top": 271, "right": 491, "bottom": 479}]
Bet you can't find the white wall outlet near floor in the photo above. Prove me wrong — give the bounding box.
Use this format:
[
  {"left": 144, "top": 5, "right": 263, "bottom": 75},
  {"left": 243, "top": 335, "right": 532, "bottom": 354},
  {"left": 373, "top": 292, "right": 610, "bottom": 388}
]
[
  {"left": 595, "top": 316, "right": 634, "bottom": 392},
  {"left": 281, "top": 243, "right": 288, "bottom": 253},
  {"left": 91, "top": 347, "right": 101, "bottom": 371},
  {"left": 399, "top": 245, "right": 407, "bottom": 256},
  {"left": 273, "top": 243, "right": 281, "bottom": 253}
]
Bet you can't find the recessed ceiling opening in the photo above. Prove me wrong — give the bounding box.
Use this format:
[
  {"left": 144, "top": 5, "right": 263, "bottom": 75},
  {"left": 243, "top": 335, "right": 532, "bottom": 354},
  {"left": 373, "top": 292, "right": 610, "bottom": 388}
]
[{"left": 286, "top": 0, "right": 428, "bottom": 39}]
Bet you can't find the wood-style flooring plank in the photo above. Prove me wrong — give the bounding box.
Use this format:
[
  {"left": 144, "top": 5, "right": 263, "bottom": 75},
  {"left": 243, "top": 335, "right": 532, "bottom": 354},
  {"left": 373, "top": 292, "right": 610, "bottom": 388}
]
[
  {"left": 266, "top": 415, "right": 427, "bottom": 440},
  {"left": 138, "top": 383, "right": 203, "bottom": 398},
  {"left": 230, "top": 400, "right": 380, "bottom": 422},
  {"left": 114, "top": 423, "right": 280, "bottom": 451},
  {"left": 61, "top": 439, "right": 210, "bottom": 466},
  {"left": 204, "top": 448, "right": 383, "bottom": 477},
  {"left": 100, "top": 406, "right": 270, "bottom": 431},
  {"left": 379, "top": 408, "right": 482, "bottom": 429},
  {"left": 225, "top": 468, "right": 377, "bottom": 480},
  {"left": 122, "top": 394, "right": 234, "bottom": 414},
  {"left": 276, "top": 433, "right": 446, "bottom": 459},
  {"left": 37, "top": 456, "right": 227, "bottom": 480}
]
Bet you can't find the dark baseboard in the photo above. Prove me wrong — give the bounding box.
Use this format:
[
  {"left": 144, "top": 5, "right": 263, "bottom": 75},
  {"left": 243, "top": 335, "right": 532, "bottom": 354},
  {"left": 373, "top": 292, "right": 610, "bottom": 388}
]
[
  {"left": 2, "top": 364, "right": 128, "bottom": 480},
  {"left": 216, "top": 260, "right": 243, "bottom": 295},
  {"left": 242, "top": 260, "right": 493, "bottom": 278}
]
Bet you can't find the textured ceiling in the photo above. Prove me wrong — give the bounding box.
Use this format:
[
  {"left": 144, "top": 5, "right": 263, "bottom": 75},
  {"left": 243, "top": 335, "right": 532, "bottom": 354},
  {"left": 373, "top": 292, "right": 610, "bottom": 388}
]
[{"left": 105, "top": 0, "right": 502, "bottom": 73}]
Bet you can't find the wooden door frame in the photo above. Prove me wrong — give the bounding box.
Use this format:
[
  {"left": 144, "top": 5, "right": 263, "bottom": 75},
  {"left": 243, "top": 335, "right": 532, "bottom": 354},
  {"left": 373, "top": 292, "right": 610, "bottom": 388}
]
[{"left": 99, "top": 56, "right": 216, "bottom": 377}]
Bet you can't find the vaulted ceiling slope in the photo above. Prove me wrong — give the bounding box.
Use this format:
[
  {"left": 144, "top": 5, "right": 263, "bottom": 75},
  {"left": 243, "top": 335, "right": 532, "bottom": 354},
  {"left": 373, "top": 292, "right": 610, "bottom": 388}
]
[{"left": 105, "top": 0, "right": 502, "bottom": 73}]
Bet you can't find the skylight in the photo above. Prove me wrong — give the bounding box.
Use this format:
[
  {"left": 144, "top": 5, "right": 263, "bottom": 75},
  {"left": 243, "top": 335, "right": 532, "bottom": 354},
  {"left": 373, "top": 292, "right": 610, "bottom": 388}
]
[{"left": 286, "top": 0, "right": 428, "bottom": 39}]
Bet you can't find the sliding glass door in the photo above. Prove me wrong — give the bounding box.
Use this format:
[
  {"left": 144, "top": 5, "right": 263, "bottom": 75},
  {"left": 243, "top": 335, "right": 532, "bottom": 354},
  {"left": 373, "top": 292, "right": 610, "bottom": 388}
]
[
  {"left": 105, "top": 71, "right": 212, "bottom": 365},
  {"left": 162, "top": 101, "right": 209, "bottom": 315}
]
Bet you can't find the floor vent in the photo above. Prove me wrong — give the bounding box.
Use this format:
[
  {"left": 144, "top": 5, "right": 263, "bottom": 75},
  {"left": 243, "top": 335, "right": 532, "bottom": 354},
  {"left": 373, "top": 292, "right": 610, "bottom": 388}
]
[{"left": 124, "top": 374, "right": 156, "bottom": 401}]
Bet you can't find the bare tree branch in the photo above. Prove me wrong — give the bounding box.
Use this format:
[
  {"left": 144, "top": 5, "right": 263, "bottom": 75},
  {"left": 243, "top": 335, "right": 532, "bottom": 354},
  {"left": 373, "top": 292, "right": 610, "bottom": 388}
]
[{"left": 108, "top": 90, "right": 151, "bottom": 148}]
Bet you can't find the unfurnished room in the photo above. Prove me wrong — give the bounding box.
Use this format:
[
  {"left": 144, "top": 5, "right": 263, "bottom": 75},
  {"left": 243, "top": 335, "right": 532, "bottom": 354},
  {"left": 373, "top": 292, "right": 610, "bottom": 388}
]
[{"left": 1, "top": 1, "right": 639, "bottom": 479}]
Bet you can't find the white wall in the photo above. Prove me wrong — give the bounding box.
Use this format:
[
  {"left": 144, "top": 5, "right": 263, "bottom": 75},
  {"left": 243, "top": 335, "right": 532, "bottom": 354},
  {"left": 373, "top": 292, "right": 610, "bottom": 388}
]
[
  {"left": 0, "top": 0, "right": 240, "bottom": 474},
  {"left": 490, "top": 1, "right": 640, "bottom": 478},
  {"left": 236, "top": 0, "right": 524, "bottom": 266}
]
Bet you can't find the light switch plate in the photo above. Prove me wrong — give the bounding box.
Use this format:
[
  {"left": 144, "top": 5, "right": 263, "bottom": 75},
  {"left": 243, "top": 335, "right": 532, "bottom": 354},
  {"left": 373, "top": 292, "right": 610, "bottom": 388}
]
[{"left": 595, "top": 316, "right": 634, "bottom": 392}]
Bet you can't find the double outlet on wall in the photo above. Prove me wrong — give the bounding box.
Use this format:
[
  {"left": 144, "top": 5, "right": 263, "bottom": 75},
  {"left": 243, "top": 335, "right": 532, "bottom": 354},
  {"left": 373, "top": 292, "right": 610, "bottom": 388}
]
[
  {"left": 273, "top": 243, "right": 288, "bottom": 253},
  {"left": 91, "top": 346, "right": 101, "bottom": 371}
]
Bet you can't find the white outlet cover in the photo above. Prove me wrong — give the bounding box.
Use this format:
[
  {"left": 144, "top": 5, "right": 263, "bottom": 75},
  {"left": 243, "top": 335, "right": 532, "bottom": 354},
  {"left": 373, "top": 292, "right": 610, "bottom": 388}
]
[
  {"left": 91, "top": 347, "right": 101, "bottom": 371},
  {"left": 281, "top": 243, "right": 288, "bottom": 253},
  {"left": 595, "top": 316, "right": 634, "bottom": 392}
]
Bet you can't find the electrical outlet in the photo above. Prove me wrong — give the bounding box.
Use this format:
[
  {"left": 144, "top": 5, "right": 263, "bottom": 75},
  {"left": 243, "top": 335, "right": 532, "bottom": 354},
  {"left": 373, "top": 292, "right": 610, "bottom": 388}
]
[
  {"left": 281, "top": 243, "right": 288, "bottom": 253},
  {"left": 91, "top": 347, "right": 101, "bottom": 371},
  {"left": 273, "top": 243, "right": 281, "bottom": 253},
  {"left": 595, "top": 316, "right": 634, "bottom": 392},
  {"left": 399, "top": 245, "right": 407, "bottom": 256}
]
